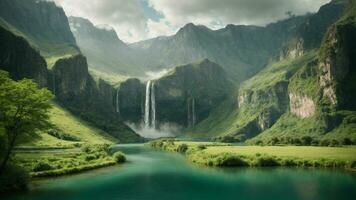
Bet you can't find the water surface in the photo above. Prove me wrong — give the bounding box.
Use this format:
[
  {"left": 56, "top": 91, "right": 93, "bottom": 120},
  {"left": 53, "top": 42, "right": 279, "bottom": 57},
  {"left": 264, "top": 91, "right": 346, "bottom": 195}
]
[{"left": 7, "top": 144, "right": 356, "bottom": 200}]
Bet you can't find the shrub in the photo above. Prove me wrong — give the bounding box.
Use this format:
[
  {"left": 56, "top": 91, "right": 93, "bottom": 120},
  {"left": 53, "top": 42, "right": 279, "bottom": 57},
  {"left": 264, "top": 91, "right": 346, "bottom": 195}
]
[
  {"left": 341, "top": 138, "right": 352, "bottom": 145},
  {"left": 84, "top": 155, "right": 96, "bottom": 161},
  {"left": 113, "top": 152, "right": 126, "bottom": 163},
  {"left": 270, "top": 137, "right": 279, "bottom": 145},
  {"left": 33, "top": 162, "right": 53, "bottom": 172},
  {"left": 176, "top": 144, "right": 188, "bottom": 153},
  {"left": 255, "top": 156, "right": 280, "bottom": 167},
  {"left": 319, "top": 139, "right": 330, "bottom": 146},
  {"left": 329, "top": 139, "right": 340, "bottom": 147},
  {"left": 216, "top": 154, "right": 248, "bottom": 167},
  {"left": 197, "top": 144, "right": 207, "bottom": 150},
  {"left": 301, "top": 136, "right": 313, "bottom": 146}
]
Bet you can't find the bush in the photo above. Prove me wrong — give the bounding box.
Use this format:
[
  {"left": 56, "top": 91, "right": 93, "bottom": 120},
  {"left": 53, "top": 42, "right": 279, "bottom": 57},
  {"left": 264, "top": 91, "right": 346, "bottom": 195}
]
[
  {"left": 341, "top": 138, "right": 352, "bottom": 145},
  {"left": 255, "top": 156, "right": 280, "bottom": 167},
  {"left": 176, "top": 144, "right": 188, "bottom": 153},
  {"left": 319, "top": 139, "right": 330, "bottom": 146},
  {"left": 113, "top": 152, "right": 126, "bottom": 163},
  {"left": 197, "top": 144, "right": 207, "bottom": 150},
  {"left": 84, "top": 155, "right": 96, "bottom": 161},
  {"left": 33, "top": 162, "right": 53, "bottom": 172},
  {"left": 216, "top": 154, "right": 248, "bottom": 167},
  {"left": 329, "top": 139, "right": 340, "bottom": 147},
  {"left": 301, "top": 136, "right": 313, "bottom": 146}
]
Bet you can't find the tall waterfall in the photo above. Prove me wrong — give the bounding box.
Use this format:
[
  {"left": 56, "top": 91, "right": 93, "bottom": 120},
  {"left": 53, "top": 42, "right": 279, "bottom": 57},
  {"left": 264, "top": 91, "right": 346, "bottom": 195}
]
[
  {"left": 187, "top": 98, "right": 196, "bottom": 127},
  {"left": 151, "top": 81, "right": 156, "bottom": 128},
  {"left": 144, "top": 80, "right": 156, "bottom": 128},
  {"left": 116, "top": 88, "right": 120, "bottom": 114}
]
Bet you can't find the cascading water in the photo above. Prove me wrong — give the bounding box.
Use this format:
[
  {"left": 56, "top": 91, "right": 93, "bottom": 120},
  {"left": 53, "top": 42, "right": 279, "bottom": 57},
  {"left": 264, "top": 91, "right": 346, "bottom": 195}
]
[
  {"left": 144, "top": 81, "right": 151, "bottom": 127},
  {"left": 116, "top": 88, "right": 120, "bottom": 114},
  {"left": 187, "top": 98, "right": 196, "bottom": 127},
  {"left": 151, "top": 81, "right": 156, "bottom": 128}
]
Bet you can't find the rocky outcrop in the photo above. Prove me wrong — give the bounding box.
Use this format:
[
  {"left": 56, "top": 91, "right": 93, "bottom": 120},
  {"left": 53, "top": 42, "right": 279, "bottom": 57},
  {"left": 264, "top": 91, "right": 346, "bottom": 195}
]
[
  {"left": 52, "top": 55, "right": 88, "bottom": 99},
  {"left": 0, "top": 26, "right": 47, "bottom": 87},
  {"left": 0, "top": 0, "right": 78, "bottom": 56},
  {"left": 49, "top": 55, "right": 142, "bottom": 143},
  {"left": 319, "top": 22, "right": 356, "bottom": 109},
  {"left": 280, "top": 0, "right": 347, "bottom": 60},
  {"left": 116, "top": 78, "right": 145, "bottom": 123},
  {"left": 289, "top": 93, "right": 316, "bottom": 118}
]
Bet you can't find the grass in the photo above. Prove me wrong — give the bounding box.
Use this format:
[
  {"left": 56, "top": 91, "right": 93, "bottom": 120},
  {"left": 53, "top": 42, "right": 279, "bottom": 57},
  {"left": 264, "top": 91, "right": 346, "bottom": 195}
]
[
  {"left": 20, "top": 103, "right": 117, "bottom": 148},
  {"left": 147, "top": 140, "right": 356, "bottom": 170},
  {"left": 14, "top": 145, "right": 126, "bottom": 178}
]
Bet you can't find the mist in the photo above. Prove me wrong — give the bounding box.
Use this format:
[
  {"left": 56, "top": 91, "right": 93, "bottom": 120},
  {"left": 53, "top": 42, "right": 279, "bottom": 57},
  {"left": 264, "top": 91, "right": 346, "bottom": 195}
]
[{"left": 126, "top": 122, "right": 181, "bottom": 139}]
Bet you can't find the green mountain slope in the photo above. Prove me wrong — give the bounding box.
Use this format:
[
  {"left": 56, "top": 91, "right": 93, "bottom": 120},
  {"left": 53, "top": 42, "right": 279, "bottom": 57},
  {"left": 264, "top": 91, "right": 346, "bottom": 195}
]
[
  {"left": 22, "top": 103, "right": 117, "bottom": 147},
  {"left": 0, "top": 0, "right": 79, "bottom": 60}
]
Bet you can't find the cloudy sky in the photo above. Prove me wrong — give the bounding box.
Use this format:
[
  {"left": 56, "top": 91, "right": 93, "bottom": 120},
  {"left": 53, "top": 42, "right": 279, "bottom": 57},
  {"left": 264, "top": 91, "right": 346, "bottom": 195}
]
[{"left": 53, "top": 0, "right": 330, "bottom": 43}]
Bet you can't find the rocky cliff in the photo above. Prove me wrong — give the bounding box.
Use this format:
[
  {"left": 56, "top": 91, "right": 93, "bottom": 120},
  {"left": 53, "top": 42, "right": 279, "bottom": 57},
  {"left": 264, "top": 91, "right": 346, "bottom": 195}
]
[
  {"left": 280, "top": 0, "right": 347, "bottom": 59},
  {"left": 0, "top": 26, "right": 47, "bottom": 87},
  {"left": 0, "top": 0, "right": 79, "bottom": 58}
]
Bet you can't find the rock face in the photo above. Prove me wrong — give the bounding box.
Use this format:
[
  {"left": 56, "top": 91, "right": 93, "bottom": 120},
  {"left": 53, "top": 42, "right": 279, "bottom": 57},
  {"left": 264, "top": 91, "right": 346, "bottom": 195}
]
[
  {"left": 319, "top": 22, "right": 356, "bottom": 109},
  {"left": 116, "top": 78, "right": 145, "bottom": 123},
  {"left": 0, "top": 26, "right": 47, "bottom": 87},
  {"left": 280, "top": 0, "right": 347, "bottom": 59},
  {"left": 0, "top": 0, "right": 78, "bottom": 56},
  {"left": 289, "top": 93, "right": 316, "bottom": 118},
  {"left": 154, "top": 59, "right": 232, "bottom": 126},
  {"left": 52, "top": 55, "right": 88, "bottom": 99}
]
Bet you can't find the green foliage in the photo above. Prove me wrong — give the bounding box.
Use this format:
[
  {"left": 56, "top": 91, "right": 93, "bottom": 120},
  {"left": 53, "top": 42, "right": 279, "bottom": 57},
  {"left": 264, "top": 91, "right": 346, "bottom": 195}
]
[
  {"left": 176, "top": 144, "right": 188, "bottom": 153},
  {"left": 113, "top": 152, "right": 126, "bottom": 163},
  {"left": 0, "top": 70, "right": 53, "bottom": 171},
  {"left": 33, "top": 162, "right": 53, "bottom": 172}
]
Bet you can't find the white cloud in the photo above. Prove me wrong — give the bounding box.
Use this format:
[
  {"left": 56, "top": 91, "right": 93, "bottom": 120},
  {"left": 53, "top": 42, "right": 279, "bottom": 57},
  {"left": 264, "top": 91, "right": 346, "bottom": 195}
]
[{"left": 53, "top": 0, "right": 330, "bottom": 43}]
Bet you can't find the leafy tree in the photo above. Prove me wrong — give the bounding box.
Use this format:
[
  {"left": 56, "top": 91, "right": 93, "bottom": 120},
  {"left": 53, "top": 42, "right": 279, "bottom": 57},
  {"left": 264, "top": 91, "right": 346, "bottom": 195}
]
[{"left": 0, "top": 71, "right": 53, "bottom": 172}]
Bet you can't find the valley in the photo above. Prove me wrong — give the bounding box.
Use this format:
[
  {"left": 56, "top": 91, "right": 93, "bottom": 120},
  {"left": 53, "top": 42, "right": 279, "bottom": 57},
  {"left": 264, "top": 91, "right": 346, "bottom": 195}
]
[{"left": 0, "top": 0, "right": 356, "bottom": 199}]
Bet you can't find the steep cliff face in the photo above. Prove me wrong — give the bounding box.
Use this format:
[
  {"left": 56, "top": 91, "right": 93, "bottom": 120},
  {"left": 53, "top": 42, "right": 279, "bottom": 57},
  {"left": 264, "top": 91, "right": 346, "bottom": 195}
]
[
  {"left": 154, "top": 59, "right": 232, "bottom": 126},
  {"left": 289, "top": 93, "right": 316, "bottom": 118},
  {"left": 52, "top": 55, "right": 88, "bottom": 99},
  {"left": 0, "top": 0, "right": 79, "bottom": 57},
  {"left": 319, "top": 22, "right": 356, "bottom": 109},
  {"left": 48, "top": 55, "right": 142, "bottom": 143},
  {"left": 0, "top": 26, "right": 47, "bottom": 87},
  {"left": 280, "top": 0, "right": 347, "bottom": 59},
  {"left": 116, "top": 78, "right": 145, "bottom": 123}
]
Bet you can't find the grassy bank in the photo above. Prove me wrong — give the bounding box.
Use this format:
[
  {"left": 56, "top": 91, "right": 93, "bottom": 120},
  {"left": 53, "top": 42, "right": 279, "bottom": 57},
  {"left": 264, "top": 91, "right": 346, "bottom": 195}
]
[
  {"left": 147, "top": 140, "right": 356, "bottom": 170},
  {"left": 14, "top": 144, "right": 126, "bottom": 178}
]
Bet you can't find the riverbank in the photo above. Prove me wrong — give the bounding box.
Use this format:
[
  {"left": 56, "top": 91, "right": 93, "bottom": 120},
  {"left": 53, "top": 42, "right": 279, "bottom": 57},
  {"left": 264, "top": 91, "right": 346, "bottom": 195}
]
[
  {"left": 147, "top": 140, "right": 356, "bottom": 170},
  {"left": 14, "top": 144, "right": 126, "bottom": 178}
]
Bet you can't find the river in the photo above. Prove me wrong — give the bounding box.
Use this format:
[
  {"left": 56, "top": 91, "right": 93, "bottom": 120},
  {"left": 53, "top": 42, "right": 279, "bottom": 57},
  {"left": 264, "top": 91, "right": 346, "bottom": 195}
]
[{"left": 6, "top": 144, "right": 356, "bottom": 200}]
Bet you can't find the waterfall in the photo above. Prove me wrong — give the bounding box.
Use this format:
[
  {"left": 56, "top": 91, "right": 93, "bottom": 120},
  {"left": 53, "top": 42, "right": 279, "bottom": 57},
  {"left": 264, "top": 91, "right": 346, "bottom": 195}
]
[
  {"left": 144, "top": 81, "right": 151, "bottom": 127},
  {"left": 192, "top": 98, "right": 196, "bottom": 126},
  {"left": 187, "top": 98, "right": 196, "bottom": 127},
  {"left": 116, "top": 88, "right": 120, "bottom": 114},
  {"left": 151, "top": 81, "right": 156, "bottom": 128},
  {"left": 144, "top": 80, "right": 156, "bottom": 128}
]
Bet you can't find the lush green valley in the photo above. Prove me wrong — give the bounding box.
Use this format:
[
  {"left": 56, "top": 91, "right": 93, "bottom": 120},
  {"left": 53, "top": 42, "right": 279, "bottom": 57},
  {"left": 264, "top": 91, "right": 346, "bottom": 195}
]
[{"left": 0, "top": 0, "right": 356, "bottom": 198}]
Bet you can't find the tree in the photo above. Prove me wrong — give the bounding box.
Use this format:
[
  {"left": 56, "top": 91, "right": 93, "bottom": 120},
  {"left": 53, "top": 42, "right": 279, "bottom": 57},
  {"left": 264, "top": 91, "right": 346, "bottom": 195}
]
[{"left": 0, "top": 70, "right": 53, "bottom": 172}]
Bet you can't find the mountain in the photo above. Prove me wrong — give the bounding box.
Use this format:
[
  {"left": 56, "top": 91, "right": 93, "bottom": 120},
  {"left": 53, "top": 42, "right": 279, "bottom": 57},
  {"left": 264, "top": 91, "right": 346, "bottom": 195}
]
[
  {"left": 0, "top": 0, "right": 79, "bottom": 60},
  {"left": 116, "top": 59, "right": 232, "bottom": 127},
  {"left": 69, "top": 17, "right": 142, "bottom": 76},
  {"left": 188, "top": 0, "right": 355, "bottom": 144},
  {"left": 0, "top": 0, "right": 143, "bottom": 143},
  {"left": 130, "top": 17, "right": 307, "bottom": 83}
]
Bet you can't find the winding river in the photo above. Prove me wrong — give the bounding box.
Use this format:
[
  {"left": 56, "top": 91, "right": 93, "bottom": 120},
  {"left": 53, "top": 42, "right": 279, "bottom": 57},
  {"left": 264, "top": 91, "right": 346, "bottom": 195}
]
[{"left": 6, "top": 144, "right": 356, "bottom": 200}]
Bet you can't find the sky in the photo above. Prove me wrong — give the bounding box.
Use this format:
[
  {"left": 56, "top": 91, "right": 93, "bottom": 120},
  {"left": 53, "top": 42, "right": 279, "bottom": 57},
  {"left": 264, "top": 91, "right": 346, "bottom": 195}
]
[{"left": 53, "top": 0, "right": 330, "bottom": 43}]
